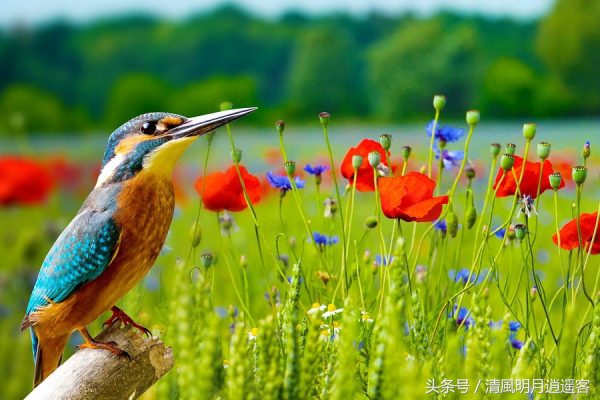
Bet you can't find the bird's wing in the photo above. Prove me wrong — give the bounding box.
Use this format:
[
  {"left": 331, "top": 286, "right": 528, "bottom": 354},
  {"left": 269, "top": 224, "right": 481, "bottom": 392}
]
[{"left": 24, "top": 205, "right": 121, "bottom": 317}]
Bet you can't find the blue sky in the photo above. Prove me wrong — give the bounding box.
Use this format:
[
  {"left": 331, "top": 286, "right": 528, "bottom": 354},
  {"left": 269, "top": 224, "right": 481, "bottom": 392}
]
[{"left": 2, "top": 0, "right": 554, "bottom": 26}]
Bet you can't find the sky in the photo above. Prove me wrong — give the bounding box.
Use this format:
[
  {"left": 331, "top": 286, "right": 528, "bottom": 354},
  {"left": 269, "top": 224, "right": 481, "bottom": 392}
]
[{"left": 2, "top": 0, "right": 554, "bottom": 26}]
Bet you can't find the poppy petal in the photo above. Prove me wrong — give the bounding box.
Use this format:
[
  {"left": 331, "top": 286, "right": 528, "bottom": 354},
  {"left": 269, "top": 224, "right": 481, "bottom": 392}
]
[{"left": 401, "top": 196, "right": 449, "bottom": 222}]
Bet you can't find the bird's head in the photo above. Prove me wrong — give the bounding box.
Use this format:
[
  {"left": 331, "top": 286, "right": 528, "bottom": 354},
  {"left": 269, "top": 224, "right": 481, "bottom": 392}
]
[{"left": 95, "top": 108, "right": 255, "bottom": 188}]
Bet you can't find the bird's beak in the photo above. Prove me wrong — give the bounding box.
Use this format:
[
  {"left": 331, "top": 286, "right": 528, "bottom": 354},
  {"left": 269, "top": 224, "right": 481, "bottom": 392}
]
[{"left": 167, "top": 107, "right": 257, "bottom": 140}]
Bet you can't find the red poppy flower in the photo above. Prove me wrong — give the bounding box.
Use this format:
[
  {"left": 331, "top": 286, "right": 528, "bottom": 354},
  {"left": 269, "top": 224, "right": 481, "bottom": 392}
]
[
  {"left": 378, "top": 172, "right": 448, "bottom": 222},
  {"left": 493, "top": 155, "right": 564, "bottom": 198},
  {"left": 0, "top": 156, "right": 54, "bottom": 206},
  {"left": 341, "top": 139, "right": 388, "bottom": 192},
  {"left": 553, "top": 212, "right": 600, "bottom": 254},
  {"left": 194, "top": 165, "right": 261, "bottom": 212}
]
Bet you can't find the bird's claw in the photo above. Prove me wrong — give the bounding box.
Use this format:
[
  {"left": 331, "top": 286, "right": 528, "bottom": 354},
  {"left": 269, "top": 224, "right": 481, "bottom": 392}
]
[
  {"left": 78, "top": 340, "right": 131, "bottom": 360},
  {"left": 103, "top": 306, "right": 152, "bottom": 337}
]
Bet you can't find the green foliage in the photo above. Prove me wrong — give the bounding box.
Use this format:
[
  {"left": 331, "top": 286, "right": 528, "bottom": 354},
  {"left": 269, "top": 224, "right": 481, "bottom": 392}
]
[
  {"left": 0, "top": 85, "right": 77, "bottom": 133},
  {"left": 536, "top": 0, "right": 600, "bottom": 112},
  {"left": 368, "top": 19, "right": 480, "bottom": 119},
  {"left": 0, "top": 5, "right": 598, "bottom": 136},
  {"left": 104, "top": 74, "right": 171, "bottom": 128},
  {"left": 287, "top": 27, "right": 367, "bottom": 117}
]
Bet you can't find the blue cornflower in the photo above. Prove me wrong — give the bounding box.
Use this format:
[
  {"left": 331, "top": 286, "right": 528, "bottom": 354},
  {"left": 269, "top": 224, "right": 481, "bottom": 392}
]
[
  {"left": 435, "top": 148, "right": 464, "bottom": 169},
  {"left": 287, "top": 276, "right": 305, "bottom": 284},
  {"left": 266, "top": 171, "right": 305, "bottom": 191},
  {"left": 494, "top": 226, "right": 506, "bottom": 239},
  {"left": 509, "top": 321, "right": 521, "bottom": 332},
  {"left": 449, "top": 268, "right": 487, "bottom": 285},
  {"left": 375, "top": 255, "right": 393, "bottom": 267},
  {"left": 304, "top": 164, "right": 329, "bottom": 176},
  {"left": 510, "top": 337, "right": 524, "bottom": 350},
  {"left": 426, "top": 120, "right": 465, "bottom": 144},
  {"left": 450, "top": 305, "right": 474, "bottom": 329},
  {"left": 312, "top": 231, "right": 339, "bottom": 246},
  {"left": 507, "top": 320, "right": 524, "bottom": 349},
  {"left": 434, "top": 220, "right": 447, "bottom": 234}
]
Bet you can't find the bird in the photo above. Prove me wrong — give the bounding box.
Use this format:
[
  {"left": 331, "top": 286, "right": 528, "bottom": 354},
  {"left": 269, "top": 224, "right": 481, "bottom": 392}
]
[{"left": 20, "top": 107, "right": 256, "bottom": 387}]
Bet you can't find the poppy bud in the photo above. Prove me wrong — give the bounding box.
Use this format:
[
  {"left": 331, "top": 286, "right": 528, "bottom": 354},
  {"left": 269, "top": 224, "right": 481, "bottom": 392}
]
[
  {"left": 363, "top": 250, "right": 372, "bottom": 264},
  {"left": 201, "top": 252, "right": 215, "bottom": 268},
  {"left": 582, "top": 141, "right": 591, "bottom": 159},
  {"left": 465, "top": 166, "right": 476, "bottom": 180},
  {"left": 446, "top": 211, "right": 459, "bottom": 238},
  {"left": 402, "top": 145, "right": 412, "bottom": 160},
  {"left": 530, "top": 286, "right": 538, "bottom": 301},
  {"left": 319, "top": 112, "right": 330, "bottom": 127},
  {"left": 501, "top": 154, "right": 515, "bottom": 171},
  {"left": 364, "top": 216, "right": 378, "bottom": 229},
  {"left": 507, "top": 225, "right": 516, "bottom": 241},
  {"left": 490, "top": 143, "right": 501, "bottom": 158},
  {"left": 549, "top": 172, "right": 562, "bottom": 190},
  {"left": 514, "top": 224, "right": 527, "bottom": 241},
  {"left": 230, "top": 148, "right": 242, "bottom": 163},
  {"left": 240, "top": 255, "right": 248, "bottom": 269},
  {"left": 433, "top": 94, "right": 446, "bottom": 111},
  {"left": 481, "top": 287, "right": 489, "bottom": 299},
  {"left": 285, "top": 161, "right": 296, "bottom": 176},
  {"left": 537, "top": 142, "right": 551, "bottom": 160},
  {"left": 572, "top": 166, "right": 587, "bottom": 185},
  {"left": 505, "top": 143, "right": 516, "bottom": 155},
  {"left": 466, "top": 110, "right": 480, "bottom": 126},
  {"left": 523, "top": 123, "right": 536, "bottom": 141},
  {"left": 276, "top": 120, "right": 286, "bottom": 135},
  {"left": 379, "top": 134, "right": 392, "bottom": 150},
  {"left": 466, "top": 207, "right": 477, "bottom": 230},
  {"left": 368, "top": 151, "right": 381, "bottom": 168},
  {"left": 190, "top": 223, "right": 202, "bottom": 248},
  {"left": 220, "top": 101, "right": 233, "bottom": 111},
  {"left": 352, "top": 154, "right": 363, "bottom": 170},
  {"left": 419, "top": 165, "right": 426, "bottom": 174}
]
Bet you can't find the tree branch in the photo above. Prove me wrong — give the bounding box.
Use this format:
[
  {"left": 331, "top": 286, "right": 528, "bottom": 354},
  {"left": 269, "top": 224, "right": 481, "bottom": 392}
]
[{"left": 25, "top": 324, "right": 174, "bottom": 400}]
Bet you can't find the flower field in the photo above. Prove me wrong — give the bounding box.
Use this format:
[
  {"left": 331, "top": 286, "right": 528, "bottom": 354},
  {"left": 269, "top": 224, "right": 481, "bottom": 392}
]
[{"left": 1, "top": 98, "right": 599, "bottom": 399}]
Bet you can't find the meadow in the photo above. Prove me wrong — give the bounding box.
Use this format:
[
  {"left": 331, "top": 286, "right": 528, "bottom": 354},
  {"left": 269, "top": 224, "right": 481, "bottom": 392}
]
[{"left": 1, "top": 99, "right": 599, "bottom": 399}]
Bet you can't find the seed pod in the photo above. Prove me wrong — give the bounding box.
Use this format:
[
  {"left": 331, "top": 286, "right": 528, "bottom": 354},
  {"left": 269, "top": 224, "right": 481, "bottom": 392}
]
[
  {"left": 352, "top": 154, "right": 363, "bottom": 170},
  {"left": 230, "top": 148, "right": 242, "bottom": 163},
  {"left": 466, "top": 110, "right": 480, "bottom": 126},
  {"left": 549, "top": 172, "right": 562, "bottom": 190},
  {"left": 276, "top": 120, "right": 286, "bottom": 135},
  {"left": 401, "top": 145, "right": 412, "bottom": 160},
  {"left": 364, "top": 216, "right": 378, "bottom": 229},
  {"left": 572, "top": 166, "right": 587, "bottom": 185},
  {"left": 505, "top": 143, "right": 516, "bottom": 155},
  {"left": 446, "top": 211, "right": 459, "bottom": 238},
  {"left": 523, "top": 123, "right": 536, "bottom": 140},
  {"left": 514, "top": 224, "right": 527, "bottom": 241},
  {"left": 490, "top": 143, "right": 501, "bottom": 158},
  {"left": 379, "top": 134, "right": 392, "bottom": 151},
  {"left": 285, "top": 161, "right": 296, "bottom": 176},
  {"left": 433, "top": 94, "right": 446, "bottom": 111},
  {"left": 319, "top": 112, "right": 330, "bottom": 127},
  {"left": 501, "top": 154, "right": 515, "bottom": 171},
  {"left": 537, "top": 142, "right": 551, "bottom": 160},
  {"left": 466, "top": 207, "right": 477, "bottom": 230},
  {"left": 368, "top": 151, "right": 381, "bottom": 168}
]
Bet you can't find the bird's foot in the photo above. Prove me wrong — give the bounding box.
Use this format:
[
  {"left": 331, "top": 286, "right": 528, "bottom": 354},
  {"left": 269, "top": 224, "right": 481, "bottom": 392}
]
[
  {"left": 78, "top": 340, "right": 132, "bottom": 360},
  {"left": 104, "top": 306, "right": 152, "bottom": 337}
]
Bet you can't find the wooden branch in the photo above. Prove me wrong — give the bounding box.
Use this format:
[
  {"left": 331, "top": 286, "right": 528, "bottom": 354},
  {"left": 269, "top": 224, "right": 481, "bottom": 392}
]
[{"left": 25, "top": 324, "right": 174, "bottom": 400}]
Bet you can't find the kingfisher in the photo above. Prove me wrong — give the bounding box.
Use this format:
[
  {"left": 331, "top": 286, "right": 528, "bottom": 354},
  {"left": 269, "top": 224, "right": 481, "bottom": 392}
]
[{"left": 21, "top": 107, "right": 256, "bottom": 387}]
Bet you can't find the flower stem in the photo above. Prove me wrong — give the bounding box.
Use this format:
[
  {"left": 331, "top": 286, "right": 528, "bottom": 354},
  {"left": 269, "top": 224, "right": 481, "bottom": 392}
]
[{"left": 427, "top": 109, "right": 440, "bottom": 179}]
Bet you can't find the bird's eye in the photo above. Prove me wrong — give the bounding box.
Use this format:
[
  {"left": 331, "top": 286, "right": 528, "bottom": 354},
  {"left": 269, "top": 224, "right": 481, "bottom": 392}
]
[{"left": 141, "top": 121, "right": 156, "bottom": 135}]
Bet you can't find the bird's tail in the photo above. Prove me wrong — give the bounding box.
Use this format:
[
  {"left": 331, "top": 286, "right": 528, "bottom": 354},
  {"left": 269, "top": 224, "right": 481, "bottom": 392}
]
[{"left": 30, "top": 328, "right": 69, "bottom": 387}]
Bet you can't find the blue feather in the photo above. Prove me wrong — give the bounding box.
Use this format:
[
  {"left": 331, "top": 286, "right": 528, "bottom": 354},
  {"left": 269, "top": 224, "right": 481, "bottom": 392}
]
[{"left": 25, "top": 184, "right": 122, "bottom": 316}]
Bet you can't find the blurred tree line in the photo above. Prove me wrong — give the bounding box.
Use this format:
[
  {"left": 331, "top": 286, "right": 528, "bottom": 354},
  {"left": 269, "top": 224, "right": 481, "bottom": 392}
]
[{"left": 0, "top": 0, "right": 597, "bottom": 134}]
